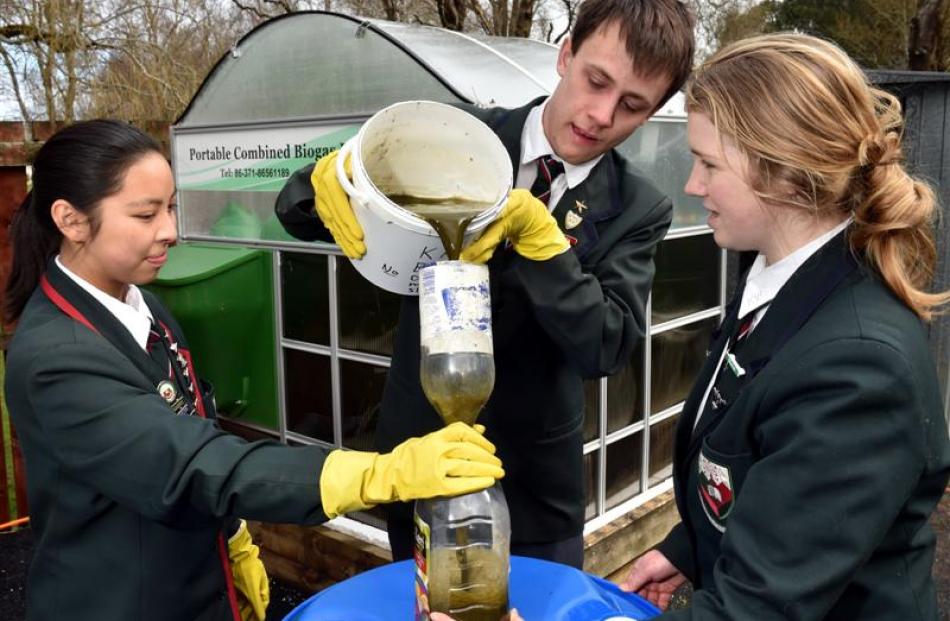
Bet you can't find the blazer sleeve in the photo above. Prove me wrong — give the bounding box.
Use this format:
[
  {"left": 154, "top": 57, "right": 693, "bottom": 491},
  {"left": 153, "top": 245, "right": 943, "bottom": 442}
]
[
  {"left": 655, "top": 521, "right": 696, "bottom": 582},
  {"left": 504, "top": 193, "right": 671, "bottom": 378},
  {"left": 274, "top": 162, "right": 333, "bottom": 242},
  {"left": 660, "top": 337, "right": 937, "bottom": 620},
  {"left": 23, "top": 339, "right": 331, "bottom": 526}
]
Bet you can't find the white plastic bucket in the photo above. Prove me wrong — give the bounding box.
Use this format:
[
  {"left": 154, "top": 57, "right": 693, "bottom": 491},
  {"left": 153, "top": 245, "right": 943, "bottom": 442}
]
[{"left": 336, "top": 100, "right": 512, "bottom": 295}]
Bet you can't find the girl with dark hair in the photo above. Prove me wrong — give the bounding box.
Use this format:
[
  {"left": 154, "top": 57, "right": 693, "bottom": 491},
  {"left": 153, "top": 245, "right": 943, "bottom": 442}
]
[
  {"left": 622, "top": 34, "right": 949, "bottom": 620},
  {"left": 3, "top": 119, "right": 503, "bottom": 621}
]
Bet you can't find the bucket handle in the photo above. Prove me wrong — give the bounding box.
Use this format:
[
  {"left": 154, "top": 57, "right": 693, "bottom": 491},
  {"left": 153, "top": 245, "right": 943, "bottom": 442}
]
[{"left": 336, "top": 138, "right": 364, "bottom": 205}]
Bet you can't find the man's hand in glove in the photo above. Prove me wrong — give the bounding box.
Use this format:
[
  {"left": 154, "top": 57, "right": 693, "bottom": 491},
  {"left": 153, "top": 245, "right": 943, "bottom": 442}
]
[
  {"left": 228, "top": 520, "right": 270, "bottom": 621},
  {"left": 460, "top": 189, "right": 570, "bottom": 264},
  {"left": 310, "top": 150, "right": 366, "bottom": 259},
  {"left": 319, "top": 422, "right": 504, "bottom": 519}
]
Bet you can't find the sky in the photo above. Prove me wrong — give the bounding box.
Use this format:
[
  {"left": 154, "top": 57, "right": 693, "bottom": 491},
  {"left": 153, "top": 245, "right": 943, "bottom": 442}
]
[{"left": 1, "top": 84, "right": 20, "bottom": 120}]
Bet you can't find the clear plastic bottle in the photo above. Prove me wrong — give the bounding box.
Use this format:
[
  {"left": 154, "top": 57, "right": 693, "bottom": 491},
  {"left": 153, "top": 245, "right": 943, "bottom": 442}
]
[
  {"left": 414, "top": 484, "right": 511, "bottom": 621},
  {"left": 418, "top": 261, "right": 495, "bottom": 426},
  {"left": 415, "top": 261, "right": 511, "bottom": 621}
]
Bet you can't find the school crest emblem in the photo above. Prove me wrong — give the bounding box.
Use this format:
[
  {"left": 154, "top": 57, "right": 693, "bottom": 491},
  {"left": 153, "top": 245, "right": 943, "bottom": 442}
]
[
  {"left": 157, "top": 380, "right": 177, "bottom": 403},
  {"left": 565, "top": 210, "right": 583, "bottom": 230},
  {"left": 697, "top": 451, "right": 734, "bottom": 532}
]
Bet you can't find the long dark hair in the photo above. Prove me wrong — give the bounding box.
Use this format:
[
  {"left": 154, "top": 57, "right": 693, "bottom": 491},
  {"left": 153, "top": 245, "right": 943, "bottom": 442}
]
[{"left": 3, "top": 120, "right": 162, "bottom": 324}]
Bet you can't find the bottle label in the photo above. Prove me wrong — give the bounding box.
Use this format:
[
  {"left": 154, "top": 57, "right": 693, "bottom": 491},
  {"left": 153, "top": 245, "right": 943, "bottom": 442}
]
[
  {"left": 414, "top": 512, "right": 432, "bottom": 620},
  {"left": 419, "top": 262, "right": 493, "bottom": 355}
]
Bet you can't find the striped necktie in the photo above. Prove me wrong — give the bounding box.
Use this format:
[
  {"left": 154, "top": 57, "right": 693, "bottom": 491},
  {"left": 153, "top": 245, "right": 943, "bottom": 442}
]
[
  {"left": 148, "top": 321, "right": 196, "bottom": 401},
  {"left": 147, "top": 322, "right": 171, "bottom": 376},
  {"left": 529, "top": 155, "right": 565, "bottom": 206},
  {"left": 733, "top": 314, "right": 755, "bottom": 345}
]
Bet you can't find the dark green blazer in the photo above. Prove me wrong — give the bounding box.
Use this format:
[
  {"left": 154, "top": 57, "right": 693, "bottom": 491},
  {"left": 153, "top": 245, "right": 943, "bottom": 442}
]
[
  {"left": 276, "top": 97, "right": 673, "bottom": 544},
  {"left": 655, "top": 232, "right": 949, "bottom": 620},
  {"left": 5, "top": 261, "right": 331, "bottom": 621}
]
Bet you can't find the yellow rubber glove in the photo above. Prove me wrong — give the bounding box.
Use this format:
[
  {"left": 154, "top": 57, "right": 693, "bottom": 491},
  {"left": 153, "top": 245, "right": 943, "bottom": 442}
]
[
  {"left": 460, "top": 189, "right": 570, "bottom": 264},
  {"left": 228, "top": 519, "right": 270, "bottom": 621},
  {"left": 310, "top": 150, "right": 366, "bottom": 259},
  {"left": 319, "top": 422, "right": 504, "bottom": 519}
]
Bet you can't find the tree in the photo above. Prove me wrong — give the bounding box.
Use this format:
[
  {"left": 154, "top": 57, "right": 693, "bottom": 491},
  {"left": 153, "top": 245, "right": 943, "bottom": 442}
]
[
  {"left": 909, "top": 0, "right": 947, "bottom": 69},
  {"left": 0, "top": 0, "right": 97, "bottom": 129},
  {"left": 689, "top": 0, "right": 765, "bottom": 58},
  {"left": 82, "top": 0, "right": 246, "bottom": 120},
  {"left": 769, "top": 0, "right": 918, "bottom": 69},
  {"left": 1, "top": 0, "right": 575, "bottom": 124},
  {"left": 230, "top": 0, "right": 571, "bottom": 39},
  {"left": 714, "top": 2, "right": 772, "bottom": 48},
  {"left": 0, "top": 0, "right": 255, "bottom": 123},
  {"left": 712, "top": 0, "right": 950, "bottom": 71}
]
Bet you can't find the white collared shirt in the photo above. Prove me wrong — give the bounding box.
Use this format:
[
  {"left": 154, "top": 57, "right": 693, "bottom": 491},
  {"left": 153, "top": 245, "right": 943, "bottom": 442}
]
[
  {"left": 55, "top": 256, "right": 154, "bottom": 351},
  {"left": 517, "top": 100, "right": 604, "bottom": 211},
  {"left": 694, "top": 218, "right": 852, "bottom": 425}
]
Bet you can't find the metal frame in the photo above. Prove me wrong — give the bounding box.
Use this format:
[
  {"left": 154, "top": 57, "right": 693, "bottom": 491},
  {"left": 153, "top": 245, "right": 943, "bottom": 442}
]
[
  {"left": 269, "top": 223, "right": 725, "bottom": 542},
  {"left": 581, "top": 227, "right": 725, "bottom": 534}
]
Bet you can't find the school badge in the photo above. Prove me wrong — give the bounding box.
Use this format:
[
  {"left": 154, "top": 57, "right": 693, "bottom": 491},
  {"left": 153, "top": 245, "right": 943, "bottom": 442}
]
[
  {"left": 157, "top": 380, "right": 177, "bottom": 403},
  {"left": 697, "top": 451, "right": 734, "bottom": 532},
  {"left": 564, "top": 210, "right": 583, "bottom": 230}
]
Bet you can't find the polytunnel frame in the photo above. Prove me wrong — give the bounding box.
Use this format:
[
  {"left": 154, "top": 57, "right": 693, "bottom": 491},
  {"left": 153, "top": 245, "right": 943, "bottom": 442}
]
[
  {"left": 174, "top": 10, "right": 553, "bottom": 130},
  {"left": 170, "top": 10, "right": 559, "bottom": 255},
  {"left": 167, "top": 11, "right": 723, "bottom": 539}
]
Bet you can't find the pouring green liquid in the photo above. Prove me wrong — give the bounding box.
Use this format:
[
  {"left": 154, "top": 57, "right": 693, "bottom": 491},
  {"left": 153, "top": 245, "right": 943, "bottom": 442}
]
[{"left": 387, "top": 194, "right": 494, "bottom": 260}]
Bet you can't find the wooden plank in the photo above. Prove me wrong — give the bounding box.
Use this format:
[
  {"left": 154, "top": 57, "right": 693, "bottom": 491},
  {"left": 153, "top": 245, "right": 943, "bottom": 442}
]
[
  {"left": 583, "top": 491, "right": 679, "bottom": 579},
  {"left": 258, "top": 549, "right": 335, "bottom": 595},
  {"left": 888, "top": 81, "right": 950, "bottom": 416},
  {"left": 902, "top": 90, "right": 924, "bottom": 173},
  {"left": 916, "top": 86, "right": 950, "bottom": 400},
  {"left": 248, "top": 521, "right": 391, "bottom": 589},
  {"left": 921, "top": 84, "right": 950, "bottom": 414},
  {"left": 0, "top": 167, "right": 28, "bottom": 300},
  {"left": 917, "top": 86, "right": 948, "bottom": 185}
]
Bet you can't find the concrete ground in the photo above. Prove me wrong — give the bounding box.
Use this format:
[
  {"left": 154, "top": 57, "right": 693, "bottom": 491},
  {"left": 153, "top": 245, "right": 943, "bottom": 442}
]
[{"left": 1, "top": 489, "right": 948, "bottom": 619}]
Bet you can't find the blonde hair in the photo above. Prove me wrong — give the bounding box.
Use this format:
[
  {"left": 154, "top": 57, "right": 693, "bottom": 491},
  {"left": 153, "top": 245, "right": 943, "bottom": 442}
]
[{"left": 686, "top": 33, "right": 949, "bottom": 320}]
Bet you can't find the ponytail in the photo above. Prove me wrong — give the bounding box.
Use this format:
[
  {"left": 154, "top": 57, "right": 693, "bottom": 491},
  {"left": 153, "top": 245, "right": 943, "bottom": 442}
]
[
  {"left": 846, "top": 98, "right": 949, "bottom": 321},
  {"left": 3, "top": 190, "right": 62, "bottom": 324}
]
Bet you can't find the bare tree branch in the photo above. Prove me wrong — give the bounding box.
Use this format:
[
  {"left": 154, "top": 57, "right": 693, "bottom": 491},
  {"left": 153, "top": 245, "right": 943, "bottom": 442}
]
[
  {"left": 553, "top": 0, "right": 575, "bottom": 43},
  {"left": 910, "top": 0, "right": 947, "bottom": 69},
  {"left": 466, "top": 0, "right": 493, "bottom": 34},
  {"left": 0, "top": 43, "right": 33, "bottom": 132},
  {"left": 232, "top": 0, "right": 270, "bottom": 20}
]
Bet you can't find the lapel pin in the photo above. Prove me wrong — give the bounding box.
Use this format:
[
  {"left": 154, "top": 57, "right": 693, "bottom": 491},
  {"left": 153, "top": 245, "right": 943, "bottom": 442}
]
[
  {"left": 726, "top": 352, "right": 746, "bottom": 377},
  {"left": 157, "top": 381, "right": 177, "bottom": 403},
  {"left": 565, "top": 210, "right": 583, "bottom": 230},
  {"left": 574, "top": 200, "right": 589, "bottom": 213}
]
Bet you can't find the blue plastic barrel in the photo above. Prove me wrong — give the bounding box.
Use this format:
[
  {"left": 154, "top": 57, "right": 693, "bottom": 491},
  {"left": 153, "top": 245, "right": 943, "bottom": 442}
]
[{"left": 284, "top": 555, "right": 660, "bottom": 621}]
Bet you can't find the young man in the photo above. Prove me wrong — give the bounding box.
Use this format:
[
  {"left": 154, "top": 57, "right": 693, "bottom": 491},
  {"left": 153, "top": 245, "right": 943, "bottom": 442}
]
[{"left": 276, "top": 0, "right": 695, "bottom": 568}]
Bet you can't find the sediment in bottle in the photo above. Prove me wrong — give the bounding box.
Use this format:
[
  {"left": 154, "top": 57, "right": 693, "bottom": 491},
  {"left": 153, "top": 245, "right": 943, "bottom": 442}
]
[{"left": 427, "top": 546, "right": 509, "bottom": 621}]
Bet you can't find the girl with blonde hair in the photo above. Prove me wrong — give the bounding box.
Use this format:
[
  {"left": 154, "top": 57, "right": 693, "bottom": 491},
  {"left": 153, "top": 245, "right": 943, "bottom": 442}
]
[{"left": 622, "top": 33, "right": 949, "bottom": 620}]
